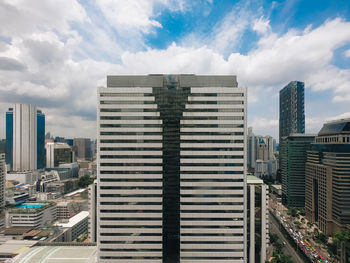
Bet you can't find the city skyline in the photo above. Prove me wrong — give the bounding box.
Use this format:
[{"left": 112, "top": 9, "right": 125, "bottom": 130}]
[{"left": 0, "top": 0, "right": 350, "bottom": 140}]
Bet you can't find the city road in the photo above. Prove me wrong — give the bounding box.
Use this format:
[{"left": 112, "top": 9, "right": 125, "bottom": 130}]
[{"left": 270, "top": 211, "right": 307, "bottom": 263}]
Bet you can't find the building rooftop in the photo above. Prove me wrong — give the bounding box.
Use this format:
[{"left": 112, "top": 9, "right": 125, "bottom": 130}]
[
  {"left": 13, "top": 245, "right": 97, "bottom": 263},
  {"left": 56, "top": 211, "right": 89, "bottom": 228},
  {"left": 247, "top": 175, "right": 264, "bottom": 184},
  {"left": 318, "top": 119, "right": 350, "bottom": 136},
  {"left": 64, "top": 188, "right": 86, "bottom": 197},
  {"left": 0, "top": 240, "right": 37, "bottom": 258}
]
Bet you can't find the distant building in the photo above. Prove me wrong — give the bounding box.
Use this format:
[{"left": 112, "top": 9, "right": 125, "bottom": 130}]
[
  {"left": 6, "top": 104, "right": 45, "bottom": 171},
  {"left": 247, "top": 176, "right": 269, "bottom": 263},
  {"left": 257, "top": 136, "right": 274, "bottom": 161},
  {"left": 279, "top": 81, "right": 305, "bottom": 170},
  {"left": 281, "top": 134, "right": 315, "bottom": 207},
  {"left": 305, "top": 119, "right": 350, "bottom": 235},
  {"left": 45, "top": 142, "right": 73, "bottom": 168},
  {"left": 56, "top": 201, "right": 80, "bottom": 219},
  {"left": 8, "top": 202, "right": 57, "bottom": 227},
  {"left": 54, "top": 211, "right": 89, "bottom": 242},
  {"left": 37, "top": 110, "right": 45, "bottom": 169},
  {"left": 0, "top": 139, "right": 5, "bottom": 154},
  {"left": 73, "top": 138, "right": 91, "bottom": 160},
  {"left": 248, "top": 127, "right": 258, "bottom": 169},
  {"left": 279, "top": 81, "right": 305, "bottom": 142}
]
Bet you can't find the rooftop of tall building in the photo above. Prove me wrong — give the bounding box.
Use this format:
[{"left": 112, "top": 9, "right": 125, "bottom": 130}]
[{"left": 318, "top": 118, "right": 350, "bottom": 136}]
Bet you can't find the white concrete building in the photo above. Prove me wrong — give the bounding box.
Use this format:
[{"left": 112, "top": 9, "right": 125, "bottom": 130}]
[
  {"left": 97, "top": 75, "right": 247, "bottom": 262},
  {"left": 247, "top": 176, "right": 269, "bottom": 263},
  {"left": 13, "top": 104, "right": 37, "bottom": 171},
  {"left": 8, "top": 203, "right": 57, "bottom": 227},
  {"left": 54, "top": 211, "right": 89, "bottom": 242}
]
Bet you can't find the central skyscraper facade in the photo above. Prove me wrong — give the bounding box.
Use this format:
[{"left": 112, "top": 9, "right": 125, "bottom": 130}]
[{"left": 97, "top": 75, "right": 247, "bottom": 262}]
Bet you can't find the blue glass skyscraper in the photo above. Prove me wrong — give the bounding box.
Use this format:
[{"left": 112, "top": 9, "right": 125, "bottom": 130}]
[
  {"left": 5, "top": 109, "right": 13, "bottom": 169},
  {"left": 37, "top": 110, "right": 45, "bottom": 169}
]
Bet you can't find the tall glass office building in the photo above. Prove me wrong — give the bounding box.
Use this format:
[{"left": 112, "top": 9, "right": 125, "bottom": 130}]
[
  {"left": 279, "top": 81, "right": 305, "bottom": 144},
  {"left": 97, "top": 75, "right": 247, "bottom": 263},
  {"left": 37, "top": 110, "right": 45, "bottom": 169}
]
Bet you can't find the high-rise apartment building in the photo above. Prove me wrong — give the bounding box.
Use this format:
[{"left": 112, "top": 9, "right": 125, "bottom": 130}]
[
  {"left": 97, "top": 75, "right": 247, "bottom": 262},
  {"left": 6, "top": 105, "right": 45, "bottom": 171},
  {"left": 281, "top": 134, "right": 315, "bottom": 206},
  {"left": 305, "top": 119, "right": 350, "bottom": 235},
  {"left": 279, "top": 81, "right": 305, "bottom": 142},
  {"left": 73, "top": 138, "right": 91, "bottom": 160}
]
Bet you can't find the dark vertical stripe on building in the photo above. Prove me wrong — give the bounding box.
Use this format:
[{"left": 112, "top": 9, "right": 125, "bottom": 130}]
[{"left": 153, "top": 76, "right": 190, "bottom": 263}]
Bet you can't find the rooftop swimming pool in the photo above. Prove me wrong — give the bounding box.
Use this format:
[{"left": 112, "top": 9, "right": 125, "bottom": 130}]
[{"left": 16, "top": 203, "right": 45, "bottom": 209}]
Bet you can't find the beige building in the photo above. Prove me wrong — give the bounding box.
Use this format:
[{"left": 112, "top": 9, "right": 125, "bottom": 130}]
[
  {"left": 56, "top": 200, "right": 80, "bottom": 219},
  {"left": 305, "top": 119, "right": 350, "bottom": 235}
]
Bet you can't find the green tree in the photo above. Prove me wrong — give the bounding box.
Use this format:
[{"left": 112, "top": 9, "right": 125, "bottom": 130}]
[
  {"left": 271, "top": 251, "right": 294, "bottom": 263},
  {"left": 78, "top": 175, "right": 95, "bottom": 188},
  {"left": 288, "top": 207, "right": 297, "bottom": 217}
]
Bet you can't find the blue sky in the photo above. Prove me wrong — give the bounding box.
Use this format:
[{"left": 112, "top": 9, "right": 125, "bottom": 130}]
[{"left": 0, "top": 0, "right": 349, "bottom": 140}]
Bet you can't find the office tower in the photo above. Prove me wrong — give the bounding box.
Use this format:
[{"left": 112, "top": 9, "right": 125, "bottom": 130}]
[
  {"left": 13, "top": 104, "right": 37, "bottom": 171},
  {"left": 247, "top": 127, "right": 257, "bottom": 169},
  {"left": 45, "top": 142, "right": 73, "bottom": 168},
  {"left": 6, "top": 105, "right": 45, "bottom": 171},
  {"left": 305, "top": 119, "right": 350, "bottom": 235},
  {"left": 279, "top": 81, "right": 305, "bottom": 142},
  {"left": 37, "top": 110, "right": 45, "bottom": 169},
  {"left": 97, "top": 75, "right": 247, "bottom": 262},
  {"left": 73, "top": 138, "right": 91, "bottom": 160},
  {"left": 5, "top": 109, "right": 13, "bottom": 169},
  {"left": 281, "top": 134, "right": 315, "bottom": 206},
  {"left": 247, "top": 175, "right": 269, "bottom": 263}
]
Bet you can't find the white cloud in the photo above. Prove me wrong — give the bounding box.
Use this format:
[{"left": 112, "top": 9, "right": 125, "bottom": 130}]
[
  {"left": 252, "top": 17, "right": 271, "bottom": 35},
  {"left": 0, "top": 0, "right": 350, "bottom": 140},
  {"left": 345, "top": 49, "right": 350, "bottom": 57}
]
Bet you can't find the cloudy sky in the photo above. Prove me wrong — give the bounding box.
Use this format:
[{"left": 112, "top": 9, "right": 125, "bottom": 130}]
[{"left": 0, "top": 0, "right": 350, "bottom": 141}]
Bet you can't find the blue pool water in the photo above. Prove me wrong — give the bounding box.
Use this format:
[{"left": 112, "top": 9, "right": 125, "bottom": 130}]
[{"left": 16, "top": 203, "right": 45, "bottom": 209}]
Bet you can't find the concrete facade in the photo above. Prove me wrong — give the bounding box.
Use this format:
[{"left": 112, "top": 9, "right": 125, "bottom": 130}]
[
  {"left": 247, "top": 176, "right": 269, "bottom": 263},
  {"left": 8, "top": 203, "right": 57, "bottom": 227},
  {"left": 305, "top": 119, "right": 350, "bottom": 235},
  {"left": 13, "top": 104, "right": 37, "bottom": 171},
  {"left": 97, "top": 75, "right": 247, "bottom": 262}
]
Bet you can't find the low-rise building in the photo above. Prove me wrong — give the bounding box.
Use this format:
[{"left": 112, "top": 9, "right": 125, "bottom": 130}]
[
  {"left": 8, "top": 202, "right": 57, "bottom": 228},
  {"left": 56, "top": 201, "right": 80, "bottom": 219},
  {"left": 54, "top": 211, "right": 89, "bottom": 242}
]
